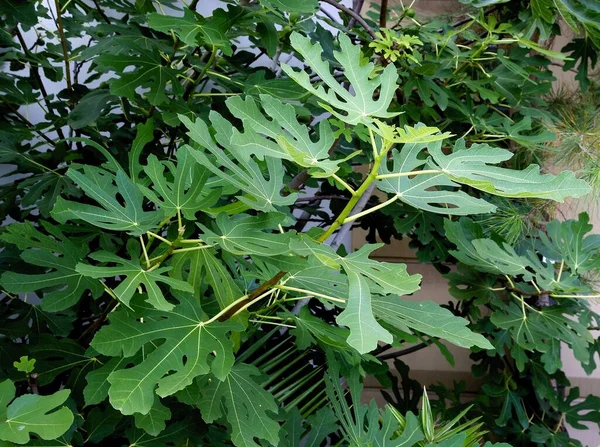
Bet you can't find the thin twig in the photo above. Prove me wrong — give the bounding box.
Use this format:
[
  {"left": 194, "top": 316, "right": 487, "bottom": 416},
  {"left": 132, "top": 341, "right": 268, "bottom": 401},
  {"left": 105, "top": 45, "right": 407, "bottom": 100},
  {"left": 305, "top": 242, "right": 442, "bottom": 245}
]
[
  {"left": 77, "top": 301, "right": 118, "bottom": 342},
  {"left": 8, "top": 107, "right": 56, "bottom": 147},
  {"left": 53, "top": 0, "right": 74, "bottom": 102},
  {"left": 348, "top": 0, "right": 366, "bottom": 28},
  {"left": 13, "top": 27, "right": 66, "bottom": 142},
  {"left": 91, "top": 0, "right": 111, "bottom": 24},
  {"left": 330, "top": 183, "right": 376, "bottom": 250},
  {"left": 377, "top": 342, "right": 430, "bottom": 360},
  {"left": 320, "top": 0, "right": 377, "bottom": 40},
  {"left": 319, "top": 6, "right": 340, "bottom": 23},
  {"left": 295, "top": 194, "right": 351, "bottom": 203},
  {"left": 379, "top": 0, "right": 388, "bottom": 28}
]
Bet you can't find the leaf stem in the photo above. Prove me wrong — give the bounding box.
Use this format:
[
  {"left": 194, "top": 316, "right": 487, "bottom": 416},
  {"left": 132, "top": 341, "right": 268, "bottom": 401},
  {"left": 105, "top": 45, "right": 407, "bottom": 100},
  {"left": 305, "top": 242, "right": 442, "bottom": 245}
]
[
  {"left": 318, "top": 140, "right": 392, "bottom": 242},
  {"left": 556, "top": 260, "right": 565, "bottom": 283},
  {"left": 204, "top": 288, "right": 276, "bottom": 325},
  {"left": 376, "top": 169, "right": 442, "bottom": 179},
  {"left": 193, "top": 92, "right": 240, "bottom": 97},
  {"left": 550, "top": 293, "right": 600, "bottom": 299},
  {"left": 195, "top": 46, "right": 217, "bottom": 93},
  {"left": 147, "top": 231, "right": 172, "bottom": 246},
  {"left": 179, "top": 238, "right": 205, "bottom": 244},
  {"left": 171, "top": 244, "right": 216, "bottom": 254},
  {"left": 369, "top": 127, "right": 378, "bottom": 158},
  {"left": 140, "top": 236, "right": 151, "bottom": 269},
  {"left": 176, "top": 209, "right": 184, "bottom": 234},
  {"left": 331, "top": 173, "right": 356, "bottom": 195},
  {"left": 276, "top": 285, "right": 346, "bottom": 303},
  {"left": 249, "top": 319, "right": 296, "bottom": 328},
  {"left": 343, "top": 193, "right": 399, "bottom": 224}
]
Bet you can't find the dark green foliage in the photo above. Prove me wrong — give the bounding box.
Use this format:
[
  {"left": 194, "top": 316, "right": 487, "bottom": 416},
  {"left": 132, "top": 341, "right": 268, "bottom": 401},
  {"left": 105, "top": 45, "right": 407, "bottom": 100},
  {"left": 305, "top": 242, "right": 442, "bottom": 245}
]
[{"left": 1, "top": 1, "right": 599, "bottom": 446}]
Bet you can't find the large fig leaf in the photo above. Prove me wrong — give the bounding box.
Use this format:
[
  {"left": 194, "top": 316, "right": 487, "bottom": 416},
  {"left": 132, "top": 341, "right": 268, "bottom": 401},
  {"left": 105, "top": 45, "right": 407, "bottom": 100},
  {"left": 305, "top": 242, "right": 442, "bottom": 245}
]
[
  {"left": 91, "top": 294, "right": 241, "bottom": 415},
  {"left": 282, "top": 32, "right": 400, "bottom": 126}
]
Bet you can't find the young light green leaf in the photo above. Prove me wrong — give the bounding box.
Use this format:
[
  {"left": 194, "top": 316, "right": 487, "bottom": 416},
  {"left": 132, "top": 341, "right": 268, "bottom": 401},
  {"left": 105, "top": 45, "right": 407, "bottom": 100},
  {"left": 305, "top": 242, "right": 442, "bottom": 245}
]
[
  {"left": 180, "top": 114, "right": 297, "bottom": 212},
  {"left": 188, "top": 363, "right": 280, "bottom": 447},
  {"left": 76, "top": 242, "right": 193, "bottom": 311},
  {"left": 13, "top": 356, "right": 35, "bottom": 374},
  {"left": 282, "top": 32, "right": 400, "bottom": 126},
  {"left": 0, "top": 380, "right": 74, "bottom": 444},
  {"left": 373, "top": 120, "right": 451, "bottom": 144},
  {"left": 90, "top": 295, "right": 242, "bottom": 415},
  {"left": 141, "top": 146, "right": 219, "bottom": 220},
  {"left": 52, "top": 166, "right": 163, "bottom": 236}
]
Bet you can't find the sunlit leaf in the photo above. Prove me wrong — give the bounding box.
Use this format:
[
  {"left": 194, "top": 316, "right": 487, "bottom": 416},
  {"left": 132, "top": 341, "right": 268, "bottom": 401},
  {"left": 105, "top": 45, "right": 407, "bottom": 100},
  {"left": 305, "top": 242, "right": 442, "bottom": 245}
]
[{"left": 283, "top": 32, "right": 400, "bottom": 126}]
